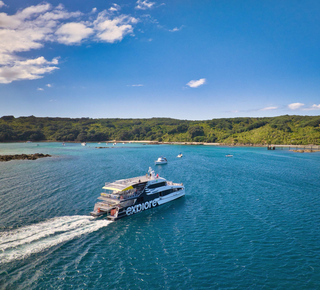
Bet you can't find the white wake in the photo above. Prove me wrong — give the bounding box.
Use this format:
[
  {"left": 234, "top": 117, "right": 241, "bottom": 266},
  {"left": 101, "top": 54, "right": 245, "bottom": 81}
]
[{"left": 0, "top": 215, "right": 112, "bottom": 264}]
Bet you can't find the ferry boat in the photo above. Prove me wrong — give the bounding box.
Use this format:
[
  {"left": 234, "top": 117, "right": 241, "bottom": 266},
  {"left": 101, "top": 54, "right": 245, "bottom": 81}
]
[{"left": 90, "top": 168, "right": 185, "bottom": 220}]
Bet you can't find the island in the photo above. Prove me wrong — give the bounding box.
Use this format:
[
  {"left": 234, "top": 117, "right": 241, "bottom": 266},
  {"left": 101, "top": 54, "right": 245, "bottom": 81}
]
[{"left": 0, "top": 115, "right": 319, "bottom": 146}]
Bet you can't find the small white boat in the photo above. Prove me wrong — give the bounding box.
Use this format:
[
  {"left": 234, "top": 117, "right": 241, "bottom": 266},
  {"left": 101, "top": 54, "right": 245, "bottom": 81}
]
[
  {"left": 177, "top": 153, "right": 183, "bottom": 158},
  {"left": 226, "top": 154, "right": 233, "bottom": 157},
  {"left": 155, "top": 156, "right": 167, "bottom": 165},
  {"left": 81, "top": 142, "right": 87, "bottom": 146}
]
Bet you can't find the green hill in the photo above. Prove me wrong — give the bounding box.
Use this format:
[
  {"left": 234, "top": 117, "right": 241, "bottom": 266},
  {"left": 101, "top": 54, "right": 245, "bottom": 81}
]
[{"left": 1, "top": 115, "right": 320, "bottom": 145}]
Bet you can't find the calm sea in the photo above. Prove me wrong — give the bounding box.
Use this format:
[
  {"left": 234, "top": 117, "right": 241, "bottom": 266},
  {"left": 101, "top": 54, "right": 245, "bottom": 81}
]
[{"left": 0, "top": 143, "right": 320, "bottom": 289}]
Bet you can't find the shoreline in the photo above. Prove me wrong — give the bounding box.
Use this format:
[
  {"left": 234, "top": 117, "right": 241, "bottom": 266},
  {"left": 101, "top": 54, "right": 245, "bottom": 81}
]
[
  {"left": 1, "top": 140, "right": 320, "bottom": 149},
  {"left": 108, "top": 141, "right": 320, "bottom": 148},
  {"left": 1, "top": 140, "right": 320, "bottom": 146}
]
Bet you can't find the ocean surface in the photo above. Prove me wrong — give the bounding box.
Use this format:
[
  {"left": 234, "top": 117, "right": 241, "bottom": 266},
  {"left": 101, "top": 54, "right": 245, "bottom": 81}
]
[{"left": 0, "top": 142, "right": 320, "bottom": 289}]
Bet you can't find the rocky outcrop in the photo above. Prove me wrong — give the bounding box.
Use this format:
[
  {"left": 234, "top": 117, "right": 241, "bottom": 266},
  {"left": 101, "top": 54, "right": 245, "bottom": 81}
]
[{"left": 0, "top": 153, "right": 51, "bottom": 162}]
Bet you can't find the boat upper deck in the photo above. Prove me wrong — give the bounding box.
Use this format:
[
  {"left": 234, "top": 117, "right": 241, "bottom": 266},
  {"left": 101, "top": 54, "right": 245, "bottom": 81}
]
[{"left": 103, "top": 174, "right": 156, "bottom": 192}]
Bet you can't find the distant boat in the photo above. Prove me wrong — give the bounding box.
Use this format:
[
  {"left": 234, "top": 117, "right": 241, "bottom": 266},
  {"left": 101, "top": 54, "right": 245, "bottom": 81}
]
[
  {"left": 81, "top": 142, "right": 87, "bottom": 146},
  {"left": 177, "top": 153, "right": 183, "bottom": 158},
  {"left": 62, "top": 142, "right": 65, "bottom": 146},
  {"left": 226, "top": 154, "right": 233, "bottom": 157},
  {"left": 155, "top": 156, "right": 167, "bottom": 165}
]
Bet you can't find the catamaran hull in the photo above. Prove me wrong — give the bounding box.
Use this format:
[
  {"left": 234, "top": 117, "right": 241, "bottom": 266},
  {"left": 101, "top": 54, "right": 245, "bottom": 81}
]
[
  {"left": 90, "top": 211, "right": 107, "bottom": 218},
  {"left": 157, "top": 189, "right": 185, "bottom": 205},
  {"left": 91, "top": 190, "right": 185, "bottom": 220}
]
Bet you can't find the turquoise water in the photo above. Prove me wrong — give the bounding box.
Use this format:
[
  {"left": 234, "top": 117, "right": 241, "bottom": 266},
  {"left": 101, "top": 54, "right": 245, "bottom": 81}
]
[{"left": 0, "top": 143, "right": 320, "bottom": 289}]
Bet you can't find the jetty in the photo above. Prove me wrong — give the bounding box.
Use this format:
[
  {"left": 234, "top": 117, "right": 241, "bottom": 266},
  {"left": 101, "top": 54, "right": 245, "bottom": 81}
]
[{"left": 267, "top": 145, "right": 320, "bottom": 152}]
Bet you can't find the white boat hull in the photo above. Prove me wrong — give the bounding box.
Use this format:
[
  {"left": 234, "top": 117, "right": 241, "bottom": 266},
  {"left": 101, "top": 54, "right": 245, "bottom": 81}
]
[{"left": 157, "top": 189, "right": 185, "bottom": 205}]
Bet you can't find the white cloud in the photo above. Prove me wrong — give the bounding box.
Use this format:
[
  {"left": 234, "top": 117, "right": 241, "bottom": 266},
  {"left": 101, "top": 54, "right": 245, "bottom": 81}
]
[
  {"left": 56, "top": 22, "right": 93, "bottom": 44},
  {"left": 46, "top": 83, "right": 52, "bottom": 87},
  {"left": 0, "top": 56, "right": 59, "bottom": 84},
  {"left": 169, "top": 26, "right": 183, "bottom": 32},
  {"left": 94, "top": 13, "right": 138, "bottom": 43},
  {"left": 136, "top": 0, "right": 155, "bottom": 10},
  {"left": 170, "top": 27, "right": 179, "bottom": 32},
  {"left": 0, "top": 14, "right": 22, "bottom": 29},
  {"left": 0, "top": 3, "right": 82, "bottom": 83},
  {"left": 260, "top": 106, "right": 278, "bottom": 111},
  {"left": 186, "top": 78, "right": 206, "bottom": 88},
  {"left": 302, "top": 104, "right": 320, "bottom": 111},
  {"left": 0, "top": 3, "right": 139, "bottom": 83},
  {"left": 311, "top": 104, "right": 320, "bottom": 110},
  {"left": 37, "top": 87, "right": 44, "bottom": 91},
  {"left": 128, "top": 84, "right": 144, "bottom": 87},
  {"left": 288, "top": 102, "right": 304, "bottom": 110},
  {"left": 0, "top": 1, "right": 6, "bottom": 8},
  {"left": 91, "top": 8, "right": 97, "bottom": 14},
  {"left": 109, "top": 4, "right": 121, "bottom": 12},
  {"left": 17, "top": 3, "right": 51, "bottom": 20}
]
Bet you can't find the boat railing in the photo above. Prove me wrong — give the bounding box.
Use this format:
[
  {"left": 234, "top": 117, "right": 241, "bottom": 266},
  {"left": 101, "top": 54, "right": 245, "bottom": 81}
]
[
  {"left": 101, "top": 188, "right": 141, "bottom": 201},
  {"left": 120, "top": 189, "right": 141, "bottom": 200},
  {"left": 94, "top": 202, "right": 113, "bottom": 211},
  {"left": 104, "top": 176, "right": 149, "bottom": 189},
  {"left": 100, "top": 193, "right": 122, "bottom": 201}
]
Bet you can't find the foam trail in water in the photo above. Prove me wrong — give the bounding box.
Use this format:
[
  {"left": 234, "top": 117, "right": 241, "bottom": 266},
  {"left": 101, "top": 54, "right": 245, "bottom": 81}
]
[{"left": 0, "top": 215, "right": 112, "bottom": 264}]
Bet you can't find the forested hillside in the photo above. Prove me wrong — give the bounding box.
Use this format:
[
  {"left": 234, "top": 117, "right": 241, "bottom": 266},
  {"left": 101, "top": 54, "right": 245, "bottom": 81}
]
[{"left": 1, "top": 115, "right": 320, "bottom": 145}]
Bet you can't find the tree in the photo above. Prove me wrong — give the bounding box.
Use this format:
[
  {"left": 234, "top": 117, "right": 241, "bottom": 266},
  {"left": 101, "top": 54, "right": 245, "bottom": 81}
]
[{"left": 188, "top": 126, "right": 204, "bottom": 139}]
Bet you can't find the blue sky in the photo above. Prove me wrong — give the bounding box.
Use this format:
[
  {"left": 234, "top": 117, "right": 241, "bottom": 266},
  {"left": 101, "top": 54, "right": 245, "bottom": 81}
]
[{"left": 0, "top": 0, "right": 319, "bottom": 120}]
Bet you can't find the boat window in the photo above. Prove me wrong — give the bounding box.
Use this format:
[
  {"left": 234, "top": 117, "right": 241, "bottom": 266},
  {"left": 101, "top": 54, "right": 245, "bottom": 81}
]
[
  {"left": 160, "top": 189, "right": 174, "bottom": 196},
  {"left": 147, "top": 182, "right": 166, "bottom": 189},
  {"left": 160, "top": 188, "right": 182, "bottom": 196}
]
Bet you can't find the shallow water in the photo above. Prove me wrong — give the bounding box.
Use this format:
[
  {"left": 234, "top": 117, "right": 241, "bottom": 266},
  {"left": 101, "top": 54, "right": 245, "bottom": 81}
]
[{"left": 0, "top": 143, "right": 320, "bottom": 289}]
